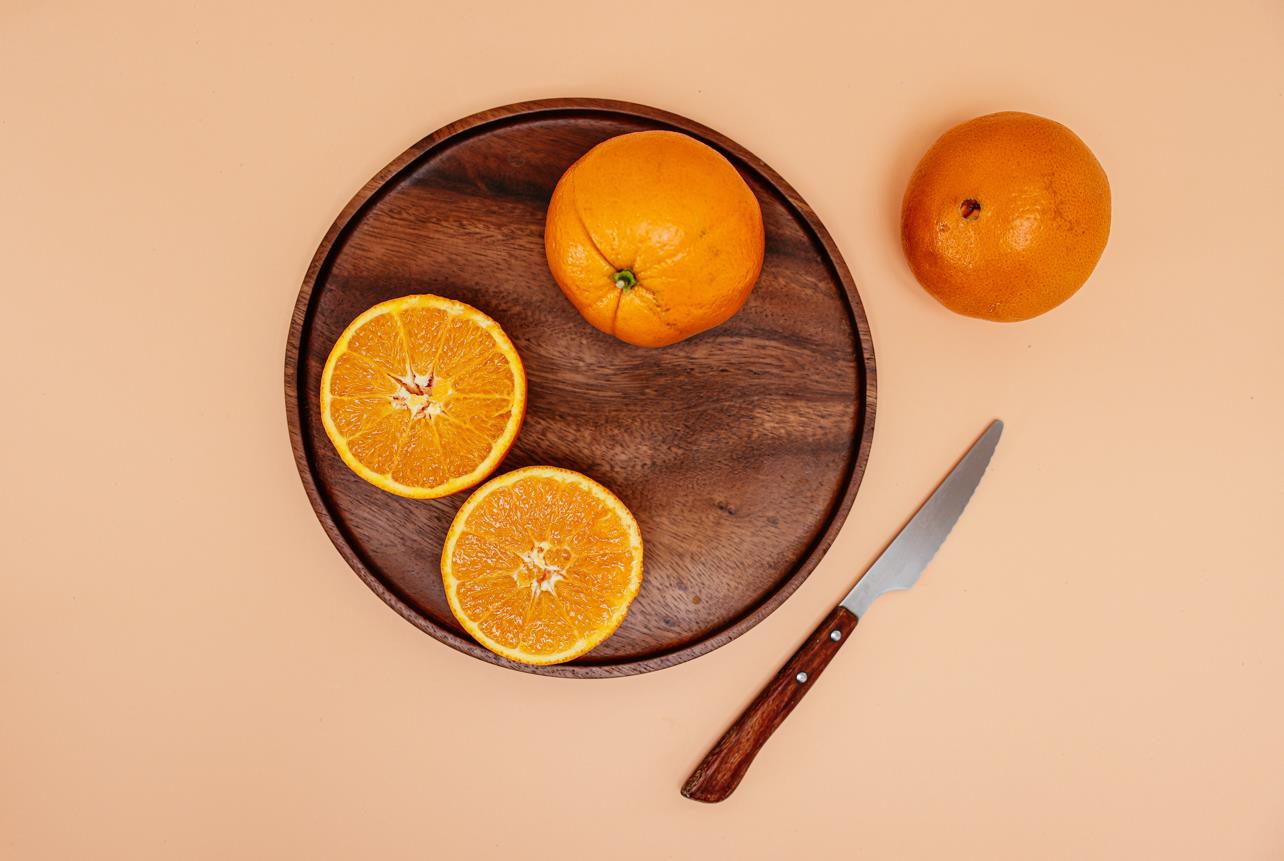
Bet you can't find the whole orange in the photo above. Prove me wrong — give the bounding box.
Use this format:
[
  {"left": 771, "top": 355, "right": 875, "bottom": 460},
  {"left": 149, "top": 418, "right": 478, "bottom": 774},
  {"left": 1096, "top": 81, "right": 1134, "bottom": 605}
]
[
  {"left": 544, "top": 130, "right": 764, "bottom": 347},
  {"left": 901, "top": 112, "right": 1111, "bottom": 322}
]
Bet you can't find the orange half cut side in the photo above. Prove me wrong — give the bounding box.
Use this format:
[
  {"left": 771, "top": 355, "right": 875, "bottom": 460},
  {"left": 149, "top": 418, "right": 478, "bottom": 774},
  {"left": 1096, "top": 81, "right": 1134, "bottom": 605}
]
[
  {"left": 319, "top": 294, "right": 526, "bottom": 499},
  {"left": 441, "top": 466, "right": 644, "bottom": 665}
]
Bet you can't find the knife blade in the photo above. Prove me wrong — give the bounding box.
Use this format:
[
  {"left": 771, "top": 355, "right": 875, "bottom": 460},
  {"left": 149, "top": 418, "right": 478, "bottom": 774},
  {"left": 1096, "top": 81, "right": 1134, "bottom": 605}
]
[
  {"left": 842, "top": 418, "right": 1003, "bottom": 617},
  {"left": 682, "top": 419, "right": 1003, "bottom": 803}
]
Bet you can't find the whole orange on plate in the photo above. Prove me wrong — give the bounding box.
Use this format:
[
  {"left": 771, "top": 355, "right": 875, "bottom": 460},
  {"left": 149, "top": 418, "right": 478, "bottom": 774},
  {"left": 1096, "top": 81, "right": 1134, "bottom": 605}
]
[
  {"left": 442, "top": 466, "right": 644, "bottom": 665},
  {"left": 319, "top": 294, "right": 525, "bottom": 498},
  {"left": 545, "top": 130, "right": 764, "bottom": 347},
  {"left": 901, "top": 112, "right": 1111, "bottom": 322}
]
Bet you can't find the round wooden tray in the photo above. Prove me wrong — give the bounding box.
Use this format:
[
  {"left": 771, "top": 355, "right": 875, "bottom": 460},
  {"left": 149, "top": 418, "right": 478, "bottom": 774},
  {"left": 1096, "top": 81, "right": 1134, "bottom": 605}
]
[{"left": 285, "top": 99, "right": 876, "bottom": 677}]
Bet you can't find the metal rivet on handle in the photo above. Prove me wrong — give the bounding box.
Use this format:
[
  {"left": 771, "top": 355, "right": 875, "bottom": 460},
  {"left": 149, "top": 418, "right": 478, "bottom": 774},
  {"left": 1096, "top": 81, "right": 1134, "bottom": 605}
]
[
  {"left": 795, "top": 672, "right": 808, "bottom": 684},
  {"left": 829, "top": 629, "right": 842, "bottom": 642}
]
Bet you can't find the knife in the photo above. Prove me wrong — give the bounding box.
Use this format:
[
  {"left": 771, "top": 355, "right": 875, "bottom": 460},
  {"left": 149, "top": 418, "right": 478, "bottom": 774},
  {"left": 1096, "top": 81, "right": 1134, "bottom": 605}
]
[{"left": 682, "top": 419, "right": 1004, "bottom": 803}]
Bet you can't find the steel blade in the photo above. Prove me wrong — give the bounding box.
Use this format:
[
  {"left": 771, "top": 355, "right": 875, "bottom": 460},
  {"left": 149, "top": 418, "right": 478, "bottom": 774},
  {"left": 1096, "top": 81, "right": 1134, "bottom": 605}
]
[{"left": 841, "top": 420, "right": 1003, "bottom": 618}]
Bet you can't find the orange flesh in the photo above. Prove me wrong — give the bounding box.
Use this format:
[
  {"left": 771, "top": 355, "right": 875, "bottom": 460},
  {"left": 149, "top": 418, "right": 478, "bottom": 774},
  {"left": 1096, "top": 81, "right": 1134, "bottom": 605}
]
[
  {"left": 321, "top": 296, "right": 525, "bottom": 498},
  {"left": 443, "top": 467, "right": 644, "bottom": 665}
]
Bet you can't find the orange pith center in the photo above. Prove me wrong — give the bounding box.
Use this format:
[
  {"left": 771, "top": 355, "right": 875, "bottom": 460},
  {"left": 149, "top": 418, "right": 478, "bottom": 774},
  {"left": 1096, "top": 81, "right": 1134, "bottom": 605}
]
[
  {"left": 517, "top": 540, "right": 572, "bottom": 596},
  {"left": 389, "top": 370, "right": 445, "bottom": 419}
]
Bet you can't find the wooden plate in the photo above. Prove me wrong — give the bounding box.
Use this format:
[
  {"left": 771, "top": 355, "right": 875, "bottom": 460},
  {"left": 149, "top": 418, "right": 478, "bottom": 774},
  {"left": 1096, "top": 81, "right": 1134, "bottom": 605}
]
[{"left": 285, "top": 99, "right": 876, "bottom": 677}]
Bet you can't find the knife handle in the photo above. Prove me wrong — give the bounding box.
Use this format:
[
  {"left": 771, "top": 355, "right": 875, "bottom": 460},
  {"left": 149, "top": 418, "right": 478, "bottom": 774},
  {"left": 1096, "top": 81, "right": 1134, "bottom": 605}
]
[{"left": 682, "top": 605, "right": 859, "bottom": 803}]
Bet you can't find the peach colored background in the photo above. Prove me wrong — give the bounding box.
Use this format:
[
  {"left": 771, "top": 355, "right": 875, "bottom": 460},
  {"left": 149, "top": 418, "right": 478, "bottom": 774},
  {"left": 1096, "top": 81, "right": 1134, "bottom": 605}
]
[{"left": 3, "top": 1, "right": 1282, "bottom": 858}]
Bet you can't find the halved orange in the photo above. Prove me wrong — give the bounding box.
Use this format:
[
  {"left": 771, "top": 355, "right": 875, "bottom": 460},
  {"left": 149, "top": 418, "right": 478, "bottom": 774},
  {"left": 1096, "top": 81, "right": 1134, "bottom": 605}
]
[
  {"left": 442, "top": 466, "right": 644, "bottom": 665},
  {"left": 320, "top": 295, "right": 525, "bottom": 499}
]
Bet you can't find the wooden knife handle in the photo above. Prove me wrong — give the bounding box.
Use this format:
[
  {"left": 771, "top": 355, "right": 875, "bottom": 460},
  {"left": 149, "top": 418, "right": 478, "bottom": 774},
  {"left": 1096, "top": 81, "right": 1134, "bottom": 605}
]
[{"left": 682, "top": 605, "right": 859, "bottom": 803}]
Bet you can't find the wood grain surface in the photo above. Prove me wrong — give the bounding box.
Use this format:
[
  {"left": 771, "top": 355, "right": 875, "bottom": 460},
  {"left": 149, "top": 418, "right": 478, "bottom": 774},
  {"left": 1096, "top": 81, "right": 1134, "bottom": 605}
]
[
  {"left": 682, "top": 605, "right": 859, "bottom": 802},
  {"left": 284, "top": 99, "right": 877, "bottom": 677}
]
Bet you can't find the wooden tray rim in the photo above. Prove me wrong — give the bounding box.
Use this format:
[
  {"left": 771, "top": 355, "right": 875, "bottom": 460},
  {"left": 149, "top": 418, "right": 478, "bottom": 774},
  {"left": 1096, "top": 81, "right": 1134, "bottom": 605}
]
[{"left": 284, "top": 97, "right": 878, "bottom": 678}]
